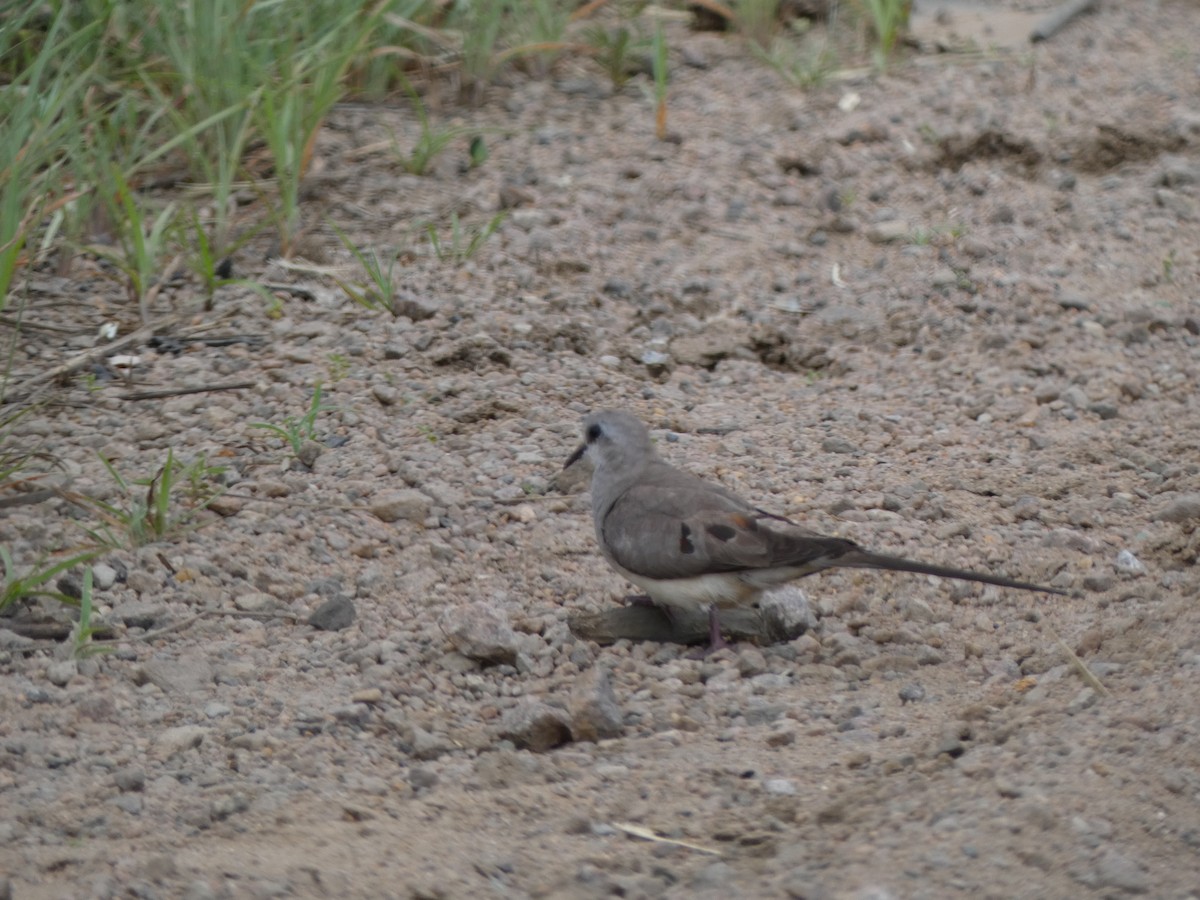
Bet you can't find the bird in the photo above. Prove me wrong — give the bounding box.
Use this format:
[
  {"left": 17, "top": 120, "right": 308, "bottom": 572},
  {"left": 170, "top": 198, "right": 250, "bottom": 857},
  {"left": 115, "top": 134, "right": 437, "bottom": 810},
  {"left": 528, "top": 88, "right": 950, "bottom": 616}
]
[{"left": 564, "top": 409, "right": 1066, "bottom": 649}]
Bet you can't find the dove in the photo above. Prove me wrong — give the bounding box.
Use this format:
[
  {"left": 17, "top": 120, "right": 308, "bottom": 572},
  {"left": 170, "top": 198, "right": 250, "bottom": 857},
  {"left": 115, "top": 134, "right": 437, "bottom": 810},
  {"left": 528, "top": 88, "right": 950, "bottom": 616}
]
[{"left": 564, "top": 410, "right": 1065, "bottom": 649}]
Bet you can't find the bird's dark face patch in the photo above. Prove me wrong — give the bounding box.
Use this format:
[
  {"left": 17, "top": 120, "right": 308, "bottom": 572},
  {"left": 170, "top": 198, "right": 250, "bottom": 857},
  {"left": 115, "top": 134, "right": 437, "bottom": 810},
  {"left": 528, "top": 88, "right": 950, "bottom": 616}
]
[
  {"left": 679, "top": 524, "right": 695, "bottom": 554},
  {"left": 706, "top": 523, "right": 738, "bottom": 542}
]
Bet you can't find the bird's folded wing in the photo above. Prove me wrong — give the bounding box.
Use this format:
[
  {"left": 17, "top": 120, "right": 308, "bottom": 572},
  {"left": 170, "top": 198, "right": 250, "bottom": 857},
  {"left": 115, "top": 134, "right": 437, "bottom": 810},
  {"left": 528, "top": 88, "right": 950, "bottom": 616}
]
[{"left": 601, "top": 478, "right": 858, "bottom": 580}]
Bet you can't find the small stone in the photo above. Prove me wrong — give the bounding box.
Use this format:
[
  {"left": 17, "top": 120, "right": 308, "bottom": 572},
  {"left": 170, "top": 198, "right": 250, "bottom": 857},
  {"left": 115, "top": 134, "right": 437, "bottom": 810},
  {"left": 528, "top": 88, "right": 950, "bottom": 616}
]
[
  {"left": 737, "top": 646, "right": 769, "bottom": 677},
  {"left": 309, "top": 596, "right": 356, "bottom": 631},
  {"left": 1157, "top": 494, "right": 1200, "bottom": 523},
  {"left": 867, "top": 220, "right": 910, "bottom": 243},
  {"left": 114, "top": 767, "right": 146, "bottom": 792},
  {"left": 372, "top": 384, "right": 400, "bottom": 406},
  {"left": 1114, "top": 550, "right": 1146, "bottom": 576},
  {"left": 409, "top": 725, "right": 452, "bottom": 761},
  {"left": 45, "top": 659, "right": 77, "bottom": 687},
  {"left": 936, "top": 724, "right": 970, "bottom": 758},
  {"left": 296, "top": 440, "right": 323, "bottom": 467},
  {"left": 822, "top": 437, "right": 856, "bottom": 454},
  {"left": 1062, "top": 385, "right": 1089, "bottom": 409},
  {"left": 91, "top": 563, "right": 119, "bottom": 590},
  {"left": 1082, "top": 574, "right": 1115, "bottom": 593},
  {"left": 670, "top": 322, "right": 751, "bottom": 368},
  {"left": 640, "top": 349, "right": 672, "bottom": 371},
  {"left": 352, "top": 688, "right": 384, "bottom": 704},
  {"left": 392, "top": 292, "right": 438, "bottom": 322},
  {"left": 899, "top": 683, "right": 925, "bottom": 704},
  {"left": 112, "top": 795, "right": 142, "bottom": 815},
  {"left": 155, "top": 725, "right": 209, "bottom": 760},
  {"left": 370, "top": 488, "right": 432, "bottom": 523},
  {"left": 408, "top": 766, "right": 439, "bottom": 791},
  {"left": 500, "top": 698, "right": 572, "bottom": 752},
  {"left": 439, "top": 601, "right": 520, "bottom": 666},
  {"left": 138, "top": 656, "right": 214, "bottom": 694},
  {"left": 204, "top": 702, "right": 231, "bottom": 719},
  {"left": 207, "top": 494, "right": 243, "bottom": 517},
  {"left": 331, "top": 704, "right": 371, "bottom": 725},
  {"left": 1066, "top": 688, "right": 1098, "bottom": 715},
  {"left": 1092, "top": 850, "right": 1149, "bottom": 893},
  {"left": 569, "top": 666, "right": 624, "bottom": 742},
  {"left": 1012, "top": 496, "right": 1041, "bottom": 520},
  {"left": 234, "top": 592, "right": 276, "bottom": 613},
  {"left": 758, "top": 586, "right": 815, "bottom": 638},
  {"left": 764, "top": 778, "right": 797, "bottom": 796},
  {"left": 112, "top": 601, "right": 168, "bottom": 630}
]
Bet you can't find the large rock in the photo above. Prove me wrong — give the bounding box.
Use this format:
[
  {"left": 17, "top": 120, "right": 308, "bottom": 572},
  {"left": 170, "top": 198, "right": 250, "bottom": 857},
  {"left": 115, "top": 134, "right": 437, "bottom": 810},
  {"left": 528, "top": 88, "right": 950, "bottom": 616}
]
[
  {"left": 569, "top": 666, "right": 624, "bottom": 742},
  {"left": 439, "top": 601, "right": 521, "bottom": 666},
  {"left": 500, "top": 699, "right": 571, "bottom": 752}
]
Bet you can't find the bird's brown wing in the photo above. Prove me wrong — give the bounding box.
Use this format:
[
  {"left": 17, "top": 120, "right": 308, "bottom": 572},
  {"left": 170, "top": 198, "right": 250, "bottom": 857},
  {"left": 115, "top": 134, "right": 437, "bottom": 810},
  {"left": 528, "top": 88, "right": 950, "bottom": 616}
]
[{"left": 600, "top": 464, "right": 860, "bottom": 580}]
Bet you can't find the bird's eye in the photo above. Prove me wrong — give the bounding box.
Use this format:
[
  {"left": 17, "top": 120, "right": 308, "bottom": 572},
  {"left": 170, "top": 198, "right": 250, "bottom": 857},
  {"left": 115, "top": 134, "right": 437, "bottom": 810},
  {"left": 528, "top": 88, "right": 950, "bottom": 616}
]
[{"left": 585, "top": 423, "right": 602, "bottom": 443}]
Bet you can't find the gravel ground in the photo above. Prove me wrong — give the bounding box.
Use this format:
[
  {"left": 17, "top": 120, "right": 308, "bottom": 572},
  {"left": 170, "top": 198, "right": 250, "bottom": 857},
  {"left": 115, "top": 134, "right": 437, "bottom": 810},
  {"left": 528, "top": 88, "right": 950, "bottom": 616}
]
[{"left": 2, "top": 2, "right": 1200, "bottom": 898}]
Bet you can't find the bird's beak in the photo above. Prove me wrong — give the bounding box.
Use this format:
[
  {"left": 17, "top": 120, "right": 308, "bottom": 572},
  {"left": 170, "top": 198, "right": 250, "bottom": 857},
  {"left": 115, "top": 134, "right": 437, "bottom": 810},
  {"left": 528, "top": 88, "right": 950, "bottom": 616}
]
[{"left": 563, "top": 443, "right": 587, "bottom": 470}]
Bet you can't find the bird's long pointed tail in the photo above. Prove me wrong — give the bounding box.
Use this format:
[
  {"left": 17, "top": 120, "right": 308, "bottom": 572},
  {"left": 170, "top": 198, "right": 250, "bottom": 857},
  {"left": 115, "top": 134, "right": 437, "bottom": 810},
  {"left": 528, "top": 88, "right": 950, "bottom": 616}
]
[{"left": 842, "top": 551, "right": 1066, "bottom": 595}]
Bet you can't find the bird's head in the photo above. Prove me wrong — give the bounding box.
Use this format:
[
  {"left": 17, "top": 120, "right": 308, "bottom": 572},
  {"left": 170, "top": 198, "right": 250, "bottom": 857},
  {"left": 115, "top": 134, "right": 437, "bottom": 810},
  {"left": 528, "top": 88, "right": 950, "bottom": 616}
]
[{"left": 564, "top": 410, "right": 658, "bottom": 477}]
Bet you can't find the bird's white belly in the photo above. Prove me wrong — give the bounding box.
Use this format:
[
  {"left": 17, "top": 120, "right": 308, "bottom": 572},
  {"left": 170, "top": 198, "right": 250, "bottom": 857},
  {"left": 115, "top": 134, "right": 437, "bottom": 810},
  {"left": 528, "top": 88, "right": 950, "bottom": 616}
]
[{"left": 608, "top": 561, "right": 759, "bottom": 614}]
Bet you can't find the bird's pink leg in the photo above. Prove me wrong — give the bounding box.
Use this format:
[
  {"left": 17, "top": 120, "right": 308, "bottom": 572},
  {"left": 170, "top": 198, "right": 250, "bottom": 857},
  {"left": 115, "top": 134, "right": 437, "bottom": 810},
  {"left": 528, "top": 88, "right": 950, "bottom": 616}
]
[{"left": 707, "top": 605, "right": 729, "bottom": 652}]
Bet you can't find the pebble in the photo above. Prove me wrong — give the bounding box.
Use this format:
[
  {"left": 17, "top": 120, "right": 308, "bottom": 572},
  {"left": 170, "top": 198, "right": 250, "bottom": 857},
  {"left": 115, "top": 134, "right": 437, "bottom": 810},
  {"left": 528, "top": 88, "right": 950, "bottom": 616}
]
[
  {"left": 114, "top": 767, "right": 146, "bottom": 792},
  {"left": 296, "top": 440, "right": 324, "bottom": 468},
  {"left": 234, "top": 592, "right": 276, "bottom": 612},
  {"left": 408, "top": 726, "right": 452, "bottom": 761},
  {"left": 439, "top": 601, "right": 521, "bottom": 666},
  {"left": 499, "top": 698, "right": 572, "bottom": 752},
  {"left": 369, "top": 488, "right": 432, "bottom": 523},
  {"left": 898, "top": 683, "right": 925, "bottom": 704},
  {"left": 1113, "top": 550, "right": 1146, "bottom": 576},
  {"left": 763, "top": 778, "right": 797, "bottom": 796},
  {"left": 154, "top": 725, "right": 210, "bottom": 760},
  {"left": 866, "top": 220, "right": 909, "bottom": 243},
  {"left": 113, "top": 601, "right": 168, "bottom": 629},
  {"left": 408, "top": 766, "right": 439, "bottom": 791},
  {"left": 308, "top": 596, "right": 356, "bottom": 631},
  {"left": 1088, "top": 849, "right": 1150, "bottom": 894},
  {"left": 45, "top": 659, "right": 77, "bottom": 687},
  {"left": 91, "top": 563, "right": 119, "bottom": 590},
  {"left": 1157, "top": 494, "right": 1200, "bottom": 523},
  {"left": 569, "top": 666, "right": 624, "bottom": 742},
  {"left": 1066, "top": 688, "right": 1098, "bottom": 715},
  {"left": 138, "top": 657, "right": 214, "bottom": 694}
]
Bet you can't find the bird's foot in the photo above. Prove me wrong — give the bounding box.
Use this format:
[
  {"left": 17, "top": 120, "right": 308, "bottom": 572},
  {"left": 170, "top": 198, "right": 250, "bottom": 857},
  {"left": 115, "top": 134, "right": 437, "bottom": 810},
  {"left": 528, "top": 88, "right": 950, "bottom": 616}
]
[
  {"left": 684, "top": 607, "right": 730, "bottom": 658},
  {"left": 706, "top": 606, "right": 731, "bottom": 653}
]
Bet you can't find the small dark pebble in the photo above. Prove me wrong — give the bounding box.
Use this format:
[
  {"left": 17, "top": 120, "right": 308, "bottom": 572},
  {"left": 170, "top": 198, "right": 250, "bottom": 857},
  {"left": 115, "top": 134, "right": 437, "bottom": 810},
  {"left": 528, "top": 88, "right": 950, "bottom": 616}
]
[{"left": 309, "top": 597, "right": 356, "bottom": 631}]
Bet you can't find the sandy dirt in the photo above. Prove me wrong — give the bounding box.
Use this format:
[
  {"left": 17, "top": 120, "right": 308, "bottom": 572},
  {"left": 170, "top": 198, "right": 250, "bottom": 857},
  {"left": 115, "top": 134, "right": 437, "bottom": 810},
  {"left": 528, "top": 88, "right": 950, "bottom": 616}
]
[{"left": 2, "top": 1, "right": 1200, "bottom": 898}]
